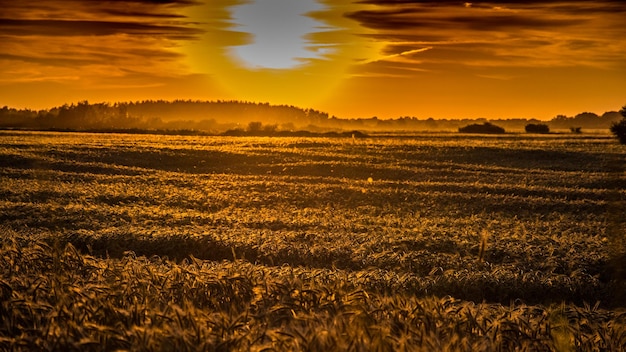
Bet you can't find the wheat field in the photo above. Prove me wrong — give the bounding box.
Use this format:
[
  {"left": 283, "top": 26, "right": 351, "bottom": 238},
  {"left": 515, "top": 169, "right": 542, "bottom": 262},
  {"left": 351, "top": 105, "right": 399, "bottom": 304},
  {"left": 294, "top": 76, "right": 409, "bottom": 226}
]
[{"left": 1, "top": 131, "right": 625, "bottom": 351}]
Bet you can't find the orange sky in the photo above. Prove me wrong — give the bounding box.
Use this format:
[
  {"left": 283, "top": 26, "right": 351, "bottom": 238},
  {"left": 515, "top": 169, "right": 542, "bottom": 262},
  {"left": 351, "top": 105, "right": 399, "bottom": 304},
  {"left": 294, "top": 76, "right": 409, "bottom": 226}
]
[{"left": 1, "top": 0, "right": 625, "bottom": 120}]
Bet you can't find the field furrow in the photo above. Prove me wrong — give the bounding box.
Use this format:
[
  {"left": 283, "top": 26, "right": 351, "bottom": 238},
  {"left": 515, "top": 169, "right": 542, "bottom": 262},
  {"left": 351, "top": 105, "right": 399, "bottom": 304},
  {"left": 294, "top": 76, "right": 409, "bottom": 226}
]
[{"left": 1, "top": 131, "right": 624, "bottom": 350}]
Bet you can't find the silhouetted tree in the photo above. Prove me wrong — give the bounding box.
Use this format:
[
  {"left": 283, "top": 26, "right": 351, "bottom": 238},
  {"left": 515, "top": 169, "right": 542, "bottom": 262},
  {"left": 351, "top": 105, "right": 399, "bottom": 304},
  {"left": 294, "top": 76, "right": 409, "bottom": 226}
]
[{"left": 610, "top": 105, "right": 626, "bottom": 144}]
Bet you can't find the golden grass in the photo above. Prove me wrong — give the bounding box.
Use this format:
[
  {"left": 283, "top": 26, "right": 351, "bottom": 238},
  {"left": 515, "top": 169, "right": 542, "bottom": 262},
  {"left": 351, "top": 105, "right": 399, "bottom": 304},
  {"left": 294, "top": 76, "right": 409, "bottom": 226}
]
[{"left": 1, "top": 131, "right": 624, "bottom": 350}]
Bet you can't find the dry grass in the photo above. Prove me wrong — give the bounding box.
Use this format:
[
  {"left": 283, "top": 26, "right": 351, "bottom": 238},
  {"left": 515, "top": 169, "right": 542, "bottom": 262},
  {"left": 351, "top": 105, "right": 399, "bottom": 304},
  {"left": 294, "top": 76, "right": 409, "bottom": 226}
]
[{"left": 1, "top": 131, "right": 625, "bottom": 350}]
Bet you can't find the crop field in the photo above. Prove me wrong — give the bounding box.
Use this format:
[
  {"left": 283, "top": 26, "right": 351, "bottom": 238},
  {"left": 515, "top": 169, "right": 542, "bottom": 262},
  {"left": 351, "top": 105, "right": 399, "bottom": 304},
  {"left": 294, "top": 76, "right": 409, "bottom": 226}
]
[{"left": 1, "top": 130, "right": 625, "bottom": 351}]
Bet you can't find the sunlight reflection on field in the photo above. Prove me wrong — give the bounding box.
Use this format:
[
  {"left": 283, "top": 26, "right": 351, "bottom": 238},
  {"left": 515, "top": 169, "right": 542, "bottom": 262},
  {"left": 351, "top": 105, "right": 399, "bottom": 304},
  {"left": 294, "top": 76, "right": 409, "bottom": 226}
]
[{"left": 1, "top": 131, "right": 624, "bottom": 350}]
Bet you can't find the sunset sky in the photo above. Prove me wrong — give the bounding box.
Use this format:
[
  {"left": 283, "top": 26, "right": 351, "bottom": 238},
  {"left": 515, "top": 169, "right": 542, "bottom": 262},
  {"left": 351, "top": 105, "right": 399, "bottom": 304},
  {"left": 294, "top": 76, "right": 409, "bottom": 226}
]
[{"left": 1, "top": 0, "right": 625, "bottom": 120}]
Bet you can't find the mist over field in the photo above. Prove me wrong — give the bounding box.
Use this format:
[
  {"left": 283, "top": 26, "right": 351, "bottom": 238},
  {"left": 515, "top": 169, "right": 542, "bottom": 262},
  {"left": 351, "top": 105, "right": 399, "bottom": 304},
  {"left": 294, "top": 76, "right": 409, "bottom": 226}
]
[
  {"left": 1, "top": 130, "right": 624, "bottom": 350},
  {"left": 1, "top": 100, "right": 623, "bottom": 134}
]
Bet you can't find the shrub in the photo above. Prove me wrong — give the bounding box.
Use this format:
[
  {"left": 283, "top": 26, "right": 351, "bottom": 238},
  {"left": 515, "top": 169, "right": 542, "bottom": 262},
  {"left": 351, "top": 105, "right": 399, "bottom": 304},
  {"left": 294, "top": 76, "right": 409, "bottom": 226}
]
[
  {"left": 263, "top": 124, "right": 278, "bottom": 133},
  {"left": 525, "top": 123, "right": 550, "bottom": 134},
  {"left": 458, "top": 122, "right": 505, "bottom": 134},
  {"left": 610, "top": 105, "right": 626, "bottom": 144},
  {"left": 610, "top": 119, "right": 626, "bottom": 144},
  {"left": 570, "top": 127, "right": 582, "bottom": 134},
  {"left": 247, "top": 121, "right": 263, "bottom": 133}
]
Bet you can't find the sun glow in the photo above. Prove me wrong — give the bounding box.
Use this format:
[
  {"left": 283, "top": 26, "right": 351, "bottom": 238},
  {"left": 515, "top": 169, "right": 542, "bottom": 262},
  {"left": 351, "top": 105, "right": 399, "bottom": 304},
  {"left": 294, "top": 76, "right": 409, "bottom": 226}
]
[
  {"left": 229, "top": 0, "right": 331, "bottom": 70},
  {"left": 182, "top": 0, "right": 383, "bottom": 108},
  {"left": 2, "top": 0, "right": 623, "bottom": 119}
]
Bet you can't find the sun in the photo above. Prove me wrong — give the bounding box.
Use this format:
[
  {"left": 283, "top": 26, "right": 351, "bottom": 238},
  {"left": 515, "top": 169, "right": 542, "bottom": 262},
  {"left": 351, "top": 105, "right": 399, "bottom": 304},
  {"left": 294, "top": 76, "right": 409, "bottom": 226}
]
[
  {"left": 181, "top": 0, "right": 382, "bottom": 108},
  {"left": 229, "top": 0, "right": 330, "bottom": 70}
]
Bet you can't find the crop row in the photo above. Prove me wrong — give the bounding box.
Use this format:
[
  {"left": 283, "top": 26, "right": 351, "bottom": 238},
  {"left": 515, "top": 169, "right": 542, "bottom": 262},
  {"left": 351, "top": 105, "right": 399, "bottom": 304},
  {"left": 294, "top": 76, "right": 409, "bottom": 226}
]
[
  {"left": 1, "top": 132, "right": 624, "bottom": 350},
  {"left": 2, "top": 232, "right": 625, "bottom": 351}
]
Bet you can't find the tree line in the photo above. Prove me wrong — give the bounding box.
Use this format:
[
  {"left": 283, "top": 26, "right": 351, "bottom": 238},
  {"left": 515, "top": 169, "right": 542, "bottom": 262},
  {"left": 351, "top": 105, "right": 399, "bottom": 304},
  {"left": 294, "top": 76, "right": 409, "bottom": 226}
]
[{"left": 0, "top": 100, "right": 622, "bottom": 133}]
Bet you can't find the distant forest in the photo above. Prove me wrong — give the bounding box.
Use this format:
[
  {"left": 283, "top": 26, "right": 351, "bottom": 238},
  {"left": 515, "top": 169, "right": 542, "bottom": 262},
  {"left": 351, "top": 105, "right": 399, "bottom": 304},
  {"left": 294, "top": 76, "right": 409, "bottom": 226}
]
[{"left": 0, "top": 100, "right": 622, "bottom": 133}]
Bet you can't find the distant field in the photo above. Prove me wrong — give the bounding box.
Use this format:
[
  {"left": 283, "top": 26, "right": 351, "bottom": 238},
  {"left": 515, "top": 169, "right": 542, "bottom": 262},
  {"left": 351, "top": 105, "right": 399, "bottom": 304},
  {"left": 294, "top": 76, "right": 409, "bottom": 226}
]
[{"left": 1, "top": 131, "right": 625, "bottom": 350}]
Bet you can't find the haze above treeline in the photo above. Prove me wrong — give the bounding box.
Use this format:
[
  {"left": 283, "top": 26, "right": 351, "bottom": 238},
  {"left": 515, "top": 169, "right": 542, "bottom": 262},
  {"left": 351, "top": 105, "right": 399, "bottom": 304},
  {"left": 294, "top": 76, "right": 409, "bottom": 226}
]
[{"left": 1, "top": 100, "right": 622, "bottom": 133}]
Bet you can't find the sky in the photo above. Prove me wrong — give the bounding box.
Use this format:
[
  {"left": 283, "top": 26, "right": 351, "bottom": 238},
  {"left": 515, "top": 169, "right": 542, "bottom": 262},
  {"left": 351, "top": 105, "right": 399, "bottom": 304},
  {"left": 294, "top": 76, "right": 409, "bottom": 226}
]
[{"left": 1, "top": 0, "right": 625, "bottom": 120}]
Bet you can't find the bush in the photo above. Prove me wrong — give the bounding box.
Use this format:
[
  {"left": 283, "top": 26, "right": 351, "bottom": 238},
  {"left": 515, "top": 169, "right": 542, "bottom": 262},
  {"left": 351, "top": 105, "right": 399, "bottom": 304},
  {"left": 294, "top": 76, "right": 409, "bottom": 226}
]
[
  {"left": 610, "top": 119, "right": 626, "bottom": 144},
  {"left": 525, "top": 123, "right": 550, "bottom": 134},
  {"left": 570, "top": 127, "right": 582, "bottom": 134},
  {"left": 247, "top": 121, "right": 263, "bottom": 133},
  {"left": 610, "top": 105, "right": 626, "bottom": 144},
  {"left": 458, "top": 122, "right": 505, "bottom": 134}
]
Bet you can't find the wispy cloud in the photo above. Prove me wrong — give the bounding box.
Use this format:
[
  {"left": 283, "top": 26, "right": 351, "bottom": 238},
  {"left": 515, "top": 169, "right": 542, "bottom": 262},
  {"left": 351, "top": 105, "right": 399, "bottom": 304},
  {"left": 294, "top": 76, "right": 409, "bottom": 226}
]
[
  {"left": 0, "top": 0, "right": 201, "bottom": 90},
  {"left": 358, "top": 47, "right": 432, "bottom": 65},
  {"left": 0, "top": 19, "right": 201, "bottom": 38},
  {"left": 346, "top": 0, "right": 626, "bottom": 74},
  {"left": 1, "top": 0, "right": 624, "bottom": 118}
]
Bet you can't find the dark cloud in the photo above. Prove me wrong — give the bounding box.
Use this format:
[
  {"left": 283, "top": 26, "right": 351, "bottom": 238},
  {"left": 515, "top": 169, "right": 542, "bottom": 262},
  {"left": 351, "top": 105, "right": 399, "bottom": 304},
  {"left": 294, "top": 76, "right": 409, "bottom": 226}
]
[
  {"left": 87, "top": 0, "right": 199, "bottom": 5},
  {"left": 360, "top": 33, "right": 450, "bottom": 43},
  {"left": 0, "top": 19, "right": 202, "bottom": 38},
  {"left": 345, "top": 0, "right": 626, "bottom": 75},
  {"left": 449, "top": 15, "right": 582, "bottom": 30},
  {"left": 0, "top": 0, "right": 202, "bottom": 85},
  {"left": 345, "top": 10, "right": 441, "bottom": 30},
  {"left": 1, "top": 44, "right": 183, "bottom": 63},
  {"left": 356, "top": 0, "right": 625, "bottom": 4},
  {"left": 0, "top": 53, "right": 99, "bottom": 67},
  {"left": 354, "top": 0, "right": 626, "bottom": 16},
  {"left": 100, "top": 9, "right": 187, "bottom": 18},
  {"left": 347, "top": 5, "right": 585, "bottom": 32},
  {"left": 0, "top": 0, "right": 203, "bottom": 38}
]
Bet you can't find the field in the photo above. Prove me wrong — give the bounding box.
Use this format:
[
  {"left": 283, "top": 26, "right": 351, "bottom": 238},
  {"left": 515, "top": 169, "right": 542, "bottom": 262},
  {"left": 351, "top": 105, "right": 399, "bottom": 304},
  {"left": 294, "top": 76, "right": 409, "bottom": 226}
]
[{"left": 1, "top": 130, "right": 625, "bottom": 351}]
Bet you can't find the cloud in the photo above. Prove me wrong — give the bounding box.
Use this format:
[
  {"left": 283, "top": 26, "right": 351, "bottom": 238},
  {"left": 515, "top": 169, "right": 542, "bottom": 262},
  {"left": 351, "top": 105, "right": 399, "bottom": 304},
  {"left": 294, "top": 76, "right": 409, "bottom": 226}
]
[
  {"left": 1, "top": 0, "right": 624, "bottom": 115},
  {"left": 0, "top": 0, "right": 201, "bottom": 87},
  {"left": 99, "top": 9, "right": 187, "bottom": 19},
  {"left": 0, "top": 0, "right": 202, "bottom": 37},
  {"left": 346, "top": 2, "right": 586, "bottom": 31},
  {"left": 0, "top": 19, "right": 201, "bottom": 38},
  {"left": 358, "top": 47, "right": 432, "bottom": 65},
  {"left": 344, "top": 0, "right": 626, "bottom": 74}
]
